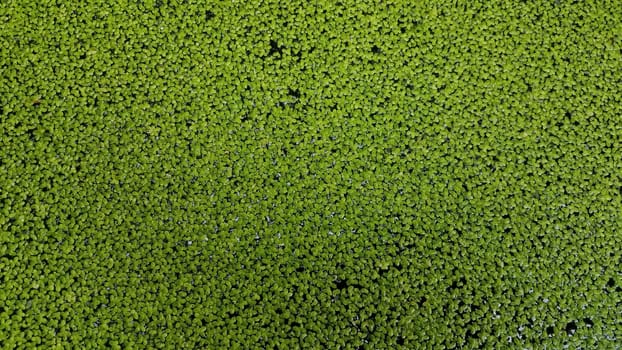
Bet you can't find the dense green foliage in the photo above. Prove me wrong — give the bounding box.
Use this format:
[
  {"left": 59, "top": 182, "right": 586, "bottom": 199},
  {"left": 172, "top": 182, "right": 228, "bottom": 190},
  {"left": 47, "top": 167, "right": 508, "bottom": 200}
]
[{"left": 1, "top": 0, "right": 621, "bottom": 348}]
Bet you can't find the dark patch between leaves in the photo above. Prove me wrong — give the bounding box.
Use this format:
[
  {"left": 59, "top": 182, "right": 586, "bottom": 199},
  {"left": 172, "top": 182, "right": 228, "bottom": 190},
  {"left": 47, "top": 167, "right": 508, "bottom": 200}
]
[
  {"left": 333, "top": 278, "right": 363, "bottom": 291},
  {"left": 288, "top": 320, "right": 301, "bottom": 328},
  {"left": 465, "top": 328, "right": 480, "bottom": 341},
  {"left": 5, "top": 217, "right": 15, "bottom": 228},
  {"left": 288, "top": 88, "right": 300, "bottom": 98},
  {"left": 25, "top": 128, "right": 35, "bottom": 141},
  {"left": 446, "top": 276, "right": 467, "bottom": 292},
  {"left": 546, "top": 326, "right": 555, "bottom": 336},
  {"left": 268, "top": 40, "right": 284, "bottom": 57},
  {"left": 396, "top": 335, "right": 405, "bottom": 345},
  {"left": 565, "top": 321, "right": 577, "bottom": 336},
  {"left": 334, "top": 279, "right": 348, "bottom": 290},
  {"left": 584, "top": 318, "right": 593, "bottom": 328},
  {"left": 378, "top": 266, "right": 389, "bottom": 277}
]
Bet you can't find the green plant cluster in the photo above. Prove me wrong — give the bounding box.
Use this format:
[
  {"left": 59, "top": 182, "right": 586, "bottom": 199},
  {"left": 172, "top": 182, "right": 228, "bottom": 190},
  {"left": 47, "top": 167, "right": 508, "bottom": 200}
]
[{"left": 1, "top": 0, "right": 621, "bottom": 348}]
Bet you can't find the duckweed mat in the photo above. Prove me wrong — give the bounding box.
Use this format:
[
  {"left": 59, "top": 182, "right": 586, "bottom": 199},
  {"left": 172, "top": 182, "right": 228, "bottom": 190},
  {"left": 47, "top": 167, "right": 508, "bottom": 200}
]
[{"left": 1, "top": 0, "right": 621, "bottom": 348}]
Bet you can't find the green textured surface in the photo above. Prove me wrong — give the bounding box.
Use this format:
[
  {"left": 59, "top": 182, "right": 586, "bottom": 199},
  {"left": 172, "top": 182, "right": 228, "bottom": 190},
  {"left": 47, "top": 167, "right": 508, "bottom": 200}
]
[{"left": 1, "top": 0, "right": 621, "bottom": 348}]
